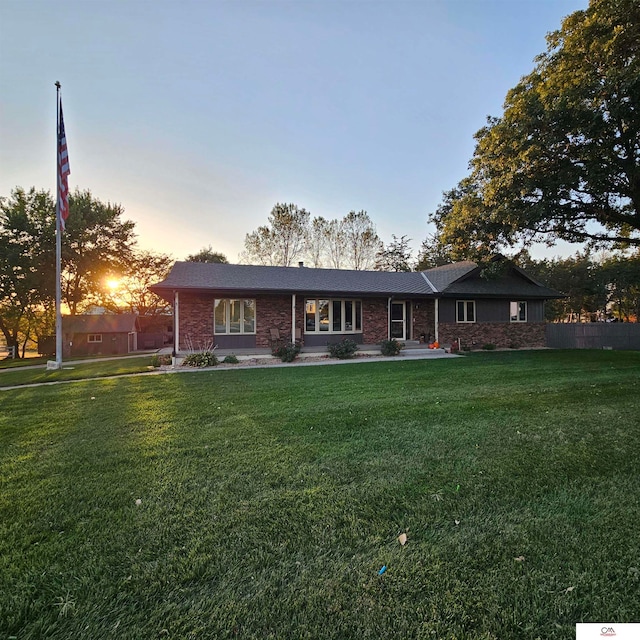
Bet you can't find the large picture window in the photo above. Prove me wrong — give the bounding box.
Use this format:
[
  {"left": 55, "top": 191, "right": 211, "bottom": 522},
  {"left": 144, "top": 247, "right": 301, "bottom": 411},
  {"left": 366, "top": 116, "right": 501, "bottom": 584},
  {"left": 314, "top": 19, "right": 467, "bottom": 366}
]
[
  {"left": 510, "top": 301, "right": 527, "bottom": 322},
  {"left": 456, "top": 300, "right": 476, "bottom": 323},
  {"left": 214, "top": 299, "right": 256, "bottom": 334},
  {"left": 305, "top": 299, "right": 362, "bottom": 333}
]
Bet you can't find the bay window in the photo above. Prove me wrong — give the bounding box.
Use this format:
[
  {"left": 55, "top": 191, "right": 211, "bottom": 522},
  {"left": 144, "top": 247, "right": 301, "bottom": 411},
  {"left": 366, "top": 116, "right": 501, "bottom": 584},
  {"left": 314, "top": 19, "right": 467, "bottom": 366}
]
[{"left": 305, "top": 299, "right": 362, "bottom": 333}]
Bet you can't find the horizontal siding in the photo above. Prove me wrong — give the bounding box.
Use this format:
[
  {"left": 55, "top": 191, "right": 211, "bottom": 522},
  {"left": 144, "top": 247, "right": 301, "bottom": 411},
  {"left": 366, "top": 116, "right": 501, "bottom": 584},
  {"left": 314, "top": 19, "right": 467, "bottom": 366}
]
[{"left": 439, "top": 299, "right": 545, "bottom": 323}]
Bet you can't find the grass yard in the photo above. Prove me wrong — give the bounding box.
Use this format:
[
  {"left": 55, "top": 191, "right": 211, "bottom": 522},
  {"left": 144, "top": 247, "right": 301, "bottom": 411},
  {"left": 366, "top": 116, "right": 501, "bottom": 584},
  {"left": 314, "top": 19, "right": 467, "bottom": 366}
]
[
  {"left": 0, "top": 356, "right": 156, "bottom": 387},
  {"left": 1, "top": 350, "right": 639, "bottom": 639}
]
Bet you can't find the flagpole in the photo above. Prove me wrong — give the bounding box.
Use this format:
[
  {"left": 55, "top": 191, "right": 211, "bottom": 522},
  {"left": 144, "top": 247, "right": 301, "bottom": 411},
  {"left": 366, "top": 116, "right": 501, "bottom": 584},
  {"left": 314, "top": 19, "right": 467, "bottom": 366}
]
[{"left": 54, "top": 81, "right": 63, "bottom": 369}]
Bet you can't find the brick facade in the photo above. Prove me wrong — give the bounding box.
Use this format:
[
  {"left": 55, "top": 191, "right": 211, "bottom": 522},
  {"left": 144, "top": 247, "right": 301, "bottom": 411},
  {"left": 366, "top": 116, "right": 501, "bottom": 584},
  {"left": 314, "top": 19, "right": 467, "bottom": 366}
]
[
  {"left": 177, "top": 292, "right": 547, "bottom": 351},
  {"left": 178, "top": 294, "right": 215, "bottom": 351},
  {"left": 255, "top": 295, "right": 302, "bottom": 348},
  {"left": 412, "top": 300, "right": 436, "bottom": 342},
  {"left": 361, "top": 298, "right": 390, "bottom": 343}
]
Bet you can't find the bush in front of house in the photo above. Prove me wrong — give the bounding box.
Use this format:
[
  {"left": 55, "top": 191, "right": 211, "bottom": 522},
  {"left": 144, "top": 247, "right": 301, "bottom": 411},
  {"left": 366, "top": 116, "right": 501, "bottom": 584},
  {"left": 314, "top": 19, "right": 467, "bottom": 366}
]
[
  {"left": 182, "top": 351, "right": 219, "bottom": 367},
  {"left": 327, "top": 338, "right": 359, "bottom": 359},
  {"left": 222, "top": 354, "right": 239, "bottom": 364},
  {"left": 482, "top": 343, "right": 496, "bottom": 351},
  {"left": 380, "top": 338, "right": 404, "bottom": 356},
  {"left": 150, "top": 354, "right": 172, "bottom": 368},
  {"left": 273, "top": 342, "right": 301, "bottom": 362}
]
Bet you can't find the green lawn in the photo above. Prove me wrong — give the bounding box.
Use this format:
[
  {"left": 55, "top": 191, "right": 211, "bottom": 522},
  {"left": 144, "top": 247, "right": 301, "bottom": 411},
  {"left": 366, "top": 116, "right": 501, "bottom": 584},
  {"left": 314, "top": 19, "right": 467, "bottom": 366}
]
[
  {"left": 1, "top": 350, "right": 639, "bottom": 639},
  {"left": 0, "top": 356, "right": 156, "bottom": 387}
]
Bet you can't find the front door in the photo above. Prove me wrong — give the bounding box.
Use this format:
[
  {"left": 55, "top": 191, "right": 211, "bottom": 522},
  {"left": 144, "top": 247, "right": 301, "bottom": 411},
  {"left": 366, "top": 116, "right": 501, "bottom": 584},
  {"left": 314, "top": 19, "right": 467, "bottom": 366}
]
[{"left": 391, "top": 301, "right": 407, "bottom": 340}]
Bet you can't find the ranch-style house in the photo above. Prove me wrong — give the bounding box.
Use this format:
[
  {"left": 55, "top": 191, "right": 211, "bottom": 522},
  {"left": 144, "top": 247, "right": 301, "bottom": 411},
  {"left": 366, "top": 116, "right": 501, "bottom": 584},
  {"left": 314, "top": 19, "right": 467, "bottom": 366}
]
[{"left": 150, "top": 256, "right": 564, "bottom": 354}]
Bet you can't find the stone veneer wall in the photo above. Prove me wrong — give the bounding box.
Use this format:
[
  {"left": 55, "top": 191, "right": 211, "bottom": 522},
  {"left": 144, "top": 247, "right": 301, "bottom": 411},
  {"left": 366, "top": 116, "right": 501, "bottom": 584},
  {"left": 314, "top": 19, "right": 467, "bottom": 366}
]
[{"left": 438, "top": 322, "right": 547, "bottom": 349}]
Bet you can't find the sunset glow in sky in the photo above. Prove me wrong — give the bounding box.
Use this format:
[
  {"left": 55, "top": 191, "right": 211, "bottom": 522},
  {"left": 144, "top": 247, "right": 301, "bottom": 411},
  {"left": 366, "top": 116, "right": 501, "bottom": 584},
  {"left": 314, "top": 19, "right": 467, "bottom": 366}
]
[{"left": 1, "top": 0, "right": 588, "bottom": 263}]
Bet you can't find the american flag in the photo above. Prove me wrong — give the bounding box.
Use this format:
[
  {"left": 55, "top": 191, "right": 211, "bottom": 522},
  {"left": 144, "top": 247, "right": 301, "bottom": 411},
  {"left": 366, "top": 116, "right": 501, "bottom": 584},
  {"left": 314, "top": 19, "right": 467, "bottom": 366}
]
[{"left": 57, "top": 102, "right": 71, "bottom": 231}]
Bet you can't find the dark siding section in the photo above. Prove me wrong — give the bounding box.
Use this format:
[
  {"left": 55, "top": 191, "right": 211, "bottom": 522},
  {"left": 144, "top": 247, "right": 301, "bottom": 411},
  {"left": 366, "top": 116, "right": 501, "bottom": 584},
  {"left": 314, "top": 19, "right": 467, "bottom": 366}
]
[
  {"left": 439, "top": 298, "right": 546, "bottom": 324},
  {"left": 213, "top": 335, "right": 257, "bottom": 349}
]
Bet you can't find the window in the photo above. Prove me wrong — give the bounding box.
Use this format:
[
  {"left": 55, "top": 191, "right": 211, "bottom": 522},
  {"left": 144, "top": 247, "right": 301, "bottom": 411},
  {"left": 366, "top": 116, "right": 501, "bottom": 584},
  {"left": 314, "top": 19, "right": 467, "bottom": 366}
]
[
  {"left": 456, "top": 300, "right": 476, "bottom": 323},
  {"left": 87, "top": 334, "right": 102, "bottom": 343},
  {"left": 305, "top": 299, "right": 362, "bottom": 333},
  {"left": 510, "top": 301, "right": 527, "bottom": 322},
  {"left": 214, "top": 299, "right": 255, "bottom": 334}
]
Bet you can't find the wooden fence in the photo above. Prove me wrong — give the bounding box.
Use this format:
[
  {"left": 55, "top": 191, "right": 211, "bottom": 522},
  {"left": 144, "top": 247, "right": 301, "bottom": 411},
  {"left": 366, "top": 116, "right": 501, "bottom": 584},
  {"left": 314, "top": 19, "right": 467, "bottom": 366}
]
[{"left": 546, "top": 323, "right": 640, "bottom": 350}]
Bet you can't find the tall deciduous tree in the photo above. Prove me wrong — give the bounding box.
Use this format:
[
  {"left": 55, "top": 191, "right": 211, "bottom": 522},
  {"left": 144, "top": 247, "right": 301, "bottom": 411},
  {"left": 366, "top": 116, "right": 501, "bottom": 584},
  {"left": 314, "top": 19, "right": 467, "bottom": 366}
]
[
  {"left": 102, "top": 250, "right": 174, "bottom": 316},
  {"left": 63, "top": 189, "right": 137, "bottom": 314},
  {"left": 432, "top": 0, "right": 640, "bottom": 254},
  {"left": 323, "top": 218, "right": 347, "bottom": 269},
  {"left": 242, "top": 203, "right": 310, "bottom": 266},
  {"left": 415, "top": 233, "right": 456, "bottom": 270},
  {"left": 341, "top": 210, "right": 381, "bottom": 270},
  {"left": 0, "top": 188, "right": 55, "bottom": 355},
  {"left": 601, "top": 251, "right": 640, "bottom": 321},
  {"left": 1, "top": 186, "right": 139, "bottom": 355},
  {"left": 304, "top": 217, "right": 329, "bottom": 268},
  {"left": 375, "top": 235, "right": 413, "bottom": 272}
]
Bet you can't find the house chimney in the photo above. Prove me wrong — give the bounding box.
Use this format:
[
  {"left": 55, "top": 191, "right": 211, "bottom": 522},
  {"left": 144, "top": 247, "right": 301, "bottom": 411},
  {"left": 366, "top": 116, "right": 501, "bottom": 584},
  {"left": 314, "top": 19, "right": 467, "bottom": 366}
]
[{"left": 298, "top": 261, "right": 304, "bottom": 268}]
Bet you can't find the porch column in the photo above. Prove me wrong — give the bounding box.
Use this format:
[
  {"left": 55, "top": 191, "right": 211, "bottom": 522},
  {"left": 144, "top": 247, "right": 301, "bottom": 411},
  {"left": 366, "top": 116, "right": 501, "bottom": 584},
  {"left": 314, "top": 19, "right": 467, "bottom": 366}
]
[
  {"left": 434, "top": 298, "right": 439, "bottom": 344},
  {"left": 173, "top": 290, "right": 179, "bottom": 363},
  {"left": 388, "top": 297, "right": 392, "bottom": 340},
  {"left": 291, "top": 294, "right": 296, "bottom": 343}
]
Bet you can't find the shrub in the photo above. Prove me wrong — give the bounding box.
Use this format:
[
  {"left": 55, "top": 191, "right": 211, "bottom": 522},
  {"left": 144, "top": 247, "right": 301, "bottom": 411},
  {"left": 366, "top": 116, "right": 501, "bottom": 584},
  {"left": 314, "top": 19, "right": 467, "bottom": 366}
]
[
  {"left": 327, "top": 338, "right": 359, "bottom": 359},
  {"left": 380, "top": 338, "right": 404, "bottom": 356},
  {"left": 273, "top": 342, "right": 300, "bottom": 362},
  {"left": 222, "top": 354, "right": 239, "bottom": 364},
  {"left": 508, "top": 342, "right": 520, "bottom": 350},
  {"left": 150, "top": 354, "right": 172, "bottom": 368},
  {"left": 182, "top": 351, "right": 219, "bottom": 367},
  {"left": 482, "top": 343, "right": 496, "bottom": 351}
]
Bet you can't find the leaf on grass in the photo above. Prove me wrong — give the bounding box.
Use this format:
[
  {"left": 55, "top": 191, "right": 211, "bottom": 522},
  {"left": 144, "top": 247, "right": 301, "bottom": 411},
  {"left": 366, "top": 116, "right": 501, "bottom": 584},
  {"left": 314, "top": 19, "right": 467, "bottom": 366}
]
[
  {"left": 135, "top": 499, "right": 142, "bottom": 506},
  {"left": 454, "top": 519, "right": 460, "bottom": 526},
  {"left": 563, "top": 586, "right": 575, "bottom": 594},
  {"left": 398, "top": 533, "right": 407, "bottom": 546},
  {"left": 514, "top": 556, "right": 525, "bottom": 562}
]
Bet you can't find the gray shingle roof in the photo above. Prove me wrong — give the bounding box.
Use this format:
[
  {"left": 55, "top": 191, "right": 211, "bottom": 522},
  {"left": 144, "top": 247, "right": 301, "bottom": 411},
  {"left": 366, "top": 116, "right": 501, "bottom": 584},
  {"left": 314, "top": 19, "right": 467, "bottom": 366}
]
[
  {"left": 442, "top": 272, "right": 564, "bottom": 298},
  {"left": 150, "top": 260, "right": 564, "bottom": 299},
  {"left": 421, "top": 261, "right": 478, "bottom": 292},
  {"left": 151, "top": 262, "right": 436, "bottom": 296}
]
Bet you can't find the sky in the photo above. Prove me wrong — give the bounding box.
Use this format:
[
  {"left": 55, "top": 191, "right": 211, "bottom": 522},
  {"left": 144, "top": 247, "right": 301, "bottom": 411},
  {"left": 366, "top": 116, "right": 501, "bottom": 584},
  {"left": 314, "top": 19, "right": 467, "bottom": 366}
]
[{"left": 0, "top": 0, "right": 589, "bottom": 264}]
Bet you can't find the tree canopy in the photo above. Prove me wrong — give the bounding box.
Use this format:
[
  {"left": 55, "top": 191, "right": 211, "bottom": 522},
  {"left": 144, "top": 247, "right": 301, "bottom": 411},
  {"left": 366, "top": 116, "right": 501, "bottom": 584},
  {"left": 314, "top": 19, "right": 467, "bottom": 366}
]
[
  {"left": 432, "top": 0, "right": 640, "bottom": 255},
  {"left": 0, "top": 186, "right": 169, "bottom": 355},
  {"left": 241, "top": 205, "right": 381, "bottom": 270},
  {"left": 242, "top": 203, "right": 310, "bottom": 267},
  {"left": 185, "top": 246, "right": 228, "bottom": 263},
  {"left": 375, "top": 235, "right": 413, "bottom": 272}
]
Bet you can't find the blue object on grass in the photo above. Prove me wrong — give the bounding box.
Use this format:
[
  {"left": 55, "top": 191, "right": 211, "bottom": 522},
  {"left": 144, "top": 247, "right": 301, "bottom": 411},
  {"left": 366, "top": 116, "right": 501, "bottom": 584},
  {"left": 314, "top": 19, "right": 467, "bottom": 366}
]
[{"left": 378, "top": 565, "right": 387, "bottom": 575}]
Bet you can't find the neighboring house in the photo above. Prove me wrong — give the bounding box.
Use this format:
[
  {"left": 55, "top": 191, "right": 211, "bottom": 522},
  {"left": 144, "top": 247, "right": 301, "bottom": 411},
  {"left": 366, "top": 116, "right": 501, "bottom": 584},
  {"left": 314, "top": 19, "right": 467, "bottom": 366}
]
[
  {"left": 137, "top": 314, "right": 174, "bottom": 349},
  {"left": 150, "top": 256, "right": 564, "bottom": 353},
  {"left": 61, "top": 314, "right": 140, "bottom": 358}
]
